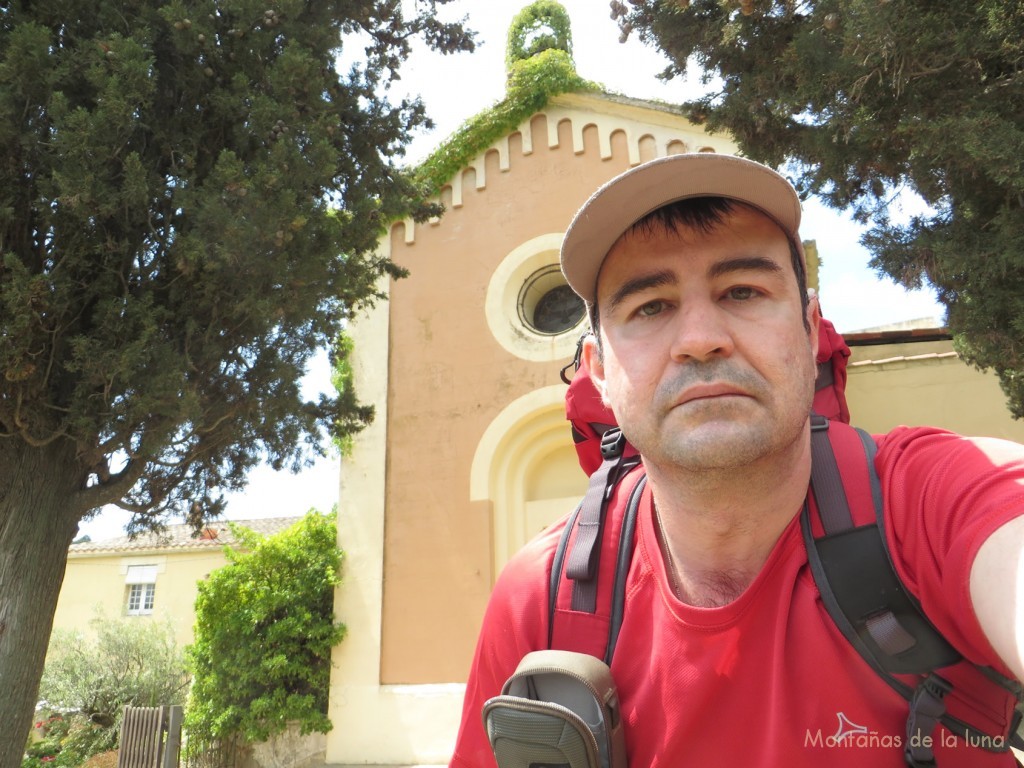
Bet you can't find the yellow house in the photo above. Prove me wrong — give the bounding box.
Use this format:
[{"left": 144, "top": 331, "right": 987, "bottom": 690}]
[
  {"left": 53, "top": 516, "right": 301, "bottom": 650},
  {"left": 845, "top": 329, "right": 1024, "bottom": 441},
  {"left": 324, "top": 7, "right": 1024, "bottom": 765}
]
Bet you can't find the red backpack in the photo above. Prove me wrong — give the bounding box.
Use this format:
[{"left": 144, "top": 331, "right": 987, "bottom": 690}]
[{"left": 552, "top": 318, "right": 1022, "bottom": 767}]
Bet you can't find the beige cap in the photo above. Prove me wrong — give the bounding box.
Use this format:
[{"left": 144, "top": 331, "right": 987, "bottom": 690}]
[{"left": 560, "top": 153, "right": 803, "bottom": 303}]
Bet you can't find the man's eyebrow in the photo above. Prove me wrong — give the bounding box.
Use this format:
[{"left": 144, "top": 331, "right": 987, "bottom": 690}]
[
  {"left": 708, "top": 256, "right": 784, "bottom": 279},
  {"left": 604, "top": 270, "right": 677, "bottom": 315}
]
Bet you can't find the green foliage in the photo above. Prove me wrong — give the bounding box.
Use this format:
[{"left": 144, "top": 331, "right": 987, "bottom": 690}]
[
  {"left": 616, "top": 0, "right": 1024, "bottom": 416},
  {"left": 23, "top": 712, "right": 117, "bottom": 768},
  {"left": 0, "top": 0, "right": 472, "bottom": 755},
  {"left": 415, "top": 3, "right": 598, "bottom": 195},
  {"left": 40, "top": 614, "right": 189, "bottom": 725},
  {"left": 330, "top": 332, "right": 364, "bottom": 457},
  {"left": 506, "top": 0, "right": 574, "bottom": 69},
  {"left": 30, "top": 615, "right": 187, "bottom": 766},
  {"left": 0, "top": 0, "right": 473, "bottom": 526},
  {"left": 185, "top": 511, "right": 345, "bottom": 751}
]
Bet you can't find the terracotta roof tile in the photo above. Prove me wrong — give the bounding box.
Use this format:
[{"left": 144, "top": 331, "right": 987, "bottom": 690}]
[{"left": 69, "top": 516, "right": 305, "bottom": 555}]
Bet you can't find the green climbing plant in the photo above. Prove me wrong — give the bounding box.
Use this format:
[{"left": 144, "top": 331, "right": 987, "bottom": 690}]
[
  {"left": 414, "top": 1, "right": 598, "bottom": 196},
  {"left": 505, "top": 0, "right": 573, "bottom": 69}
]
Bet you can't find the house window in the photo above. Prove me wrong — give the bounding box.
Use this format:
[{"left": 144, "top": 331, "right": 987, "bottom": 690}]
[{"left": 125, "top": 565, "right": 157, "bottom": 616}]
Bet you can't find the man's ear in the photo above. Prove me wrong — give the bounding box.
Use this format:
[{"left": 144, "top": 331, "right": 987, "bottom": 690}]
[
  {"left": 580, "top": 333, "right": 611, "bottom": 406},
  {"left": 806, "top": 288, "right": 821, "bottom": 361}
]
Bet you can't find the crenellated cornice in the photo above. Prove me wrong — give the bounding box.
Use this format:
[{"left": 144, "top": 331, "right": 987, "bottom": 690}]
[{"left": 393, "top": 92, "right": 737, "bottom": 245}]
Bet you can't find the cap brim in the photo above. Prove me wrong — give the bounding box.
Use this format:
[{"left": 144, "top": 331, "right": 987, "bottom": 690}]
[{"left": 560, "top": 153, "right": 802, "bottom": 304}]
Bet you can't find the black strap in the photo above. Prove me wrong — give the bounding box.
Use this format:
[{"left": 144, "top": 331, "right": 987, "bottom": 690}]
[
  {"left": 565, "top": 429, "right": 639, "bottom": 612},
  {"left": 806, "top": 419, "right": 961, "bottom": 674},
  {"left": 1011, "top": 704, "right": 1024, "bottom": 752},
  {"left": 905, "top": 675, "right": 951, "bottom": 767},
  {"left": 809, "top": 414, "right": 853, "bottom": 534},
  {"left": 547, "top": 472, "right": 646, "bottom": 663},
  {"left": 548, "top": 502, "right": 582, "bottom": 649},
  {"left": 605, "top": 475, "right": 646, "bottom": 665}
]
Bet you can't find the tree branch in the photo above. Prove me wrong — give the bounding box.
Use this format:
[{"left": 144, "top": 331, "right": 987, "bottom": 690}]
[{"left": 71, "top": 455, "right": 148, "bottom": 516}]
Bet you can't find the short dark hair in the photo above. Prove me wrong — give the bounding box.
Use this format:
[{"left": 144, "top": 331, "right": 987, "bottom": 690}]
[{"left": 588, "top": 197, "right": 809, "bottom": 351}]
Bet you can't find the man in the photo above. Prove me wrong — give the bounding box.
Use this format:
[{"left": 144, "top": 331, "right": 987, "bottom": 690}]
[{"left": 450, "top": 154, "right": 1024, "bottom": 766}]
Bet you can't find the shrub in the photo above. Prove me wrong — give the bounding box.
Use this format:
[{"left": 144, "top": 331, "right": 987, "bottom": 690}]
[{"left": 185, "top": 510, "right": 345, "bottom": 761}]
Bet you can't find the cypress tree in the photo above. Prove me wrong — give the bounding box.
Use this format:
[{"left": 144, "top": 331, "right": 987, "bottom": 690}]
[{"left": 0, "top": 1, "right": 472, "bottom": 761}]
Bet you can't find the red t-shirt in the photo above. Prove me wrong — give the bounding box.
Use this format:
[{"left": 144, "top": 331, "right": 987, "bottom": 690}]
[{"left": 450, "top": 427, "right": 1024, "bottom": 767}]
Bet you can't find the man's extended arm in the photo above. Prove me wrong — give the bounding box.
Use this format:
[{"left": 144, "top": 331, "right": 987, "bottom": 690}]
[{"left": 971, "top": 514, "right": 1024, "bottom": 680}]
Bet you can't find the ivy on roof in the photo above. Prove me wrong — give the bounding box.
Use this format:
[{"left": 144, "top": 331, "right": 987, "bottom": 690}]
[
  {"left": 413, "top": 1, "right": 600, "bottom": 196},
  {"left": 506, "top": 0, "right": 573, "bottom": 68}
]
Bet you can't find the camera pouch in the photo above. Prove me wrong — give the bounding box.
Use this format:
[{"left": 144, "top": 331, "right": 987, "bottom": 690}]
[{"left": 482, "top": 650, "right": 627, "bottom": 768}]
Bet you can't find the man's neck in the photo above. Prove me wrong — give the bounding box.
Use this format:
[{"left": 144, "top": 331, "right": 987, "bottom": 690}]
[{"left": 646, "top": 428, "right": 813, "bottom": 608}]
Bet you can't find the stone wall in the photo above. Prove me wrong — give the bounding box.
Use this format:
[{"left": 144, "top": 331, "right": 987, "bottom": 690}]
[{"left": 244, "top": 724, "right": 326, "bottom": 768}]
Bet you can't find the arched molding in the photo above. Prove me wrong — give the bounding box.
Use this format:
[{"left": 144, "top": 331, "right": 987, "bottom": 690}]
[{"left": 471, "top": 385, "right": 581, "bottom": 573}]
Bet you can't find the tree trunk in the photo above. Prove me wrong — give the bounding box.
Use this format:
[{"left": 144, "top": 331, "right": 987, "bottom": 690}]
[{"left": 0, "top": 441, "right": 86, "bottom": 768}]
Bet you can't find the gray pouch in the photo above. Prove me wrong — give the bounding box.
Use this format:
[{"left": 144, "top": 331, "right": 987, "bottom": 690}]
[{"left": 482, "top": 650, "right": 627, "bottom": 768}]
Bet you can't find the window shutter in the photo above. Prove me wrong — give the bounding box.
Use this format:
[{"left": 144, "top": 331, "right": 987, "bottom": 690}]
[{"left": 125, "top": 565, "right": 158, "bottom": 584}]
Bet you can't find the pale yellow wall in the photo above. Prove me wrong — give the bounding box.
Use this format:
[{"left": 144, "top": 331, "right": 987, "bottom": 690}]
[
  {"left": 846, "top": 339, "right": 1024, "bottom": 442},
  {"left": 469, "top": 386, "right": 587, "bottom": 576},
  {"left": 53, "top": 547, "right": 228, "bottom": 650}
]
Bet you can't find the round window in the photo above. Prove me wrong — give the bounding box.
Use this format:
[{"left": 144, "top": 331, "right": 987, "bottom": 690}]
[
  {"left": 517, "top": 266, "right": 586, "bottom": 335},
  {"left": 485, "top": 233, "right": 585, "bottom": 361}
]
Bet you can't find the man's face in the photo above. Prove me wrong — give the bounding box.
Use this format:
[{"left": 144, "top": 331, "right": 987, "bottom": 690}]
[{"left": 583, "top": 204, "right": 820, "bottom": 473}]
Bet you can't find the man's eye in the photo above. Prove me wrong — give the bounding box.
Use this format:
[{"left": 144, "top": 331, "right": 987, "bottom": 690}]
[
  {"left": 637, "top": 300, "right": 666, "bottom": 317},
  {"left": 727, "top": 286, "right": 757, "bottom": 301}
]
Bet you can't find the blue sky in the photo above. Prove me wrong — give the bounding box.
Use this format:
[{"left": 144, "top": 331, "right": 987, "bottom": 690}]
[{"left": 77, "top": 0, "right": 944, "bottom": 541}]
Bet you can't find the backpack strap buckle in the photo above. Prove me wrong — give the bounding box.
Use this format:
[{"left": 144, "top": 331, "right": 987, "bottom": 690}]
[
  {"left": 905, "top": 674, "right": 952, "bottom": 767},
  {"left": 600, "top": 428, "right": 627, "bottom": 460}
]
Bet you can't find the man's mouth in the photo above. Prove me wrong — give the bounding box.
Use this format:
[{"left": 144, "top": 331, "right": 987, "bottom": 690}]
[{"left": 674, "top": 383, "right": 750, "bottom": 407}]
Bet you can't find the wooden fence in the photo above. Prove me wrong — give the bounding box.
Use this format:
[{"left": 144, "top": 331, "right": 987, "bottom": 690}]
[{"left": 117, "top": 706, "right": 183, "bottom": 768}]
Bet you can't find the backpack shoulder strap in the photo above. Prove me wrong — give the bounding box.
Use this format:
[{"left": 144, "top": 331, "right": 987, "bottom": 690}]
[
  {"left": 562, "top": 429, "right": 640, "bottom": 613},
  {"left": 802, "top": 416, "right": 1023, "bottom": 765},
  {"left": 803, "top": 416, "right": 961, "bottom": 675},
  {"left": 548, "top": 427, "right": 646, "bottom": 665}
]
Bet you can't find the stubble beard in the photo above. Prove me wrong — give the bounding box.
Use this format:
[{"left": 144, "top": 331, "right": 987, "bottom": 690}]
[{"left": 619, "top": 359, "right": 815, "bottom": 476}]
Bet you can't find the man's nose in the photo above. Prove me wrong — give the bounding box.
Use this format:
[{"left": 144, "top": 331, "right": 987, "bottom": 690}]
[{"left": 669, "top": 300, "right": 735, "bottom": 363}]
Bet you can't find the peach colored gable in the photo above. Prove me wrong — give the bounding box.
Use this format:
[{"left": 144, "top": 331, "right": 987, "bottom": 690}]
[{"left": 379, "top": 92, "right": 736, "bottom": 684}]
